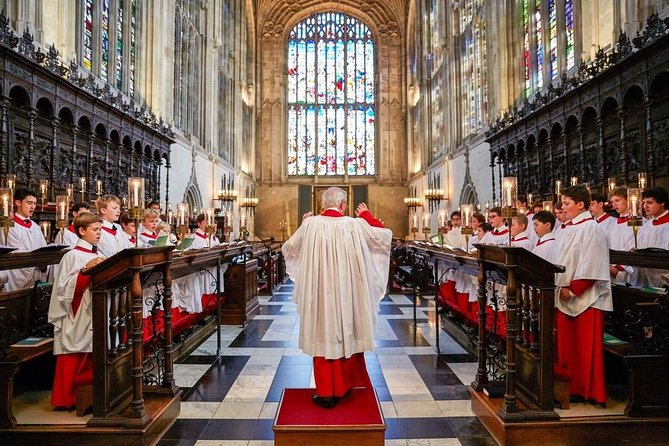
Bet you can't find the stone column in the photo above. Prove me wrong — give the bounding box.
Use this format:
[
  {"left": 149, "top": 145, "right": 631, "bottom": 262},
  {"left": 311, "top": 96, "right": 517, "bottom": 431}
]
[{"left": 50, "top": 117, "right": 60, "bottom": 200}]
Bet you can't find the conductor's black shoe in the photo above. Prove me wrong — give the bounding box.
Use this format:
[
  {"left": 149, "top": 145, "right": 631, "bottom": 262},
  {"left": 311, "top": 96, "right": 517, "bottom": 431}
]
[
  {"left": 312, "top": 394, "right": 339, "bottom": 409},
  {"left": 569, "top": 395, "right": 585, "bottom": 403}
]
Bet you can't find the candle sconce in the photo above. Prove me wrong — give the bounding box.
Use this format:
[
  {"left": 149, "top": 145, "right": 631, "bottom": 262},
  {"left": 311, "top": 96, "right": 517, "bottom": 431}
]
[
  {"left": 224, "top": 211, "right": 233, "bottom": 242},
  {"left": 55, "top": 195, "right": 69, "bottom": 238},
  {"left": 570, "top": 176, "right": 578, "bottom": 187},
  {"left": 204, "top": 208, "right": 217, "bottom": 247},
  {"left": 79, "top": 176, "right": 87, "bottom": 202},
  {"left": 404, "top": 186, "right": 422, "bottom": 213},
  {"left": 638, "top": 172, "right": 647, "bottom": 189},
  {"left": 424, "top": 172, "right": 445, "bottom": 213},
  {"left": 40, "top": 221, "right": 51, "bottom": 243},
  {"left": 216, "top": 173, "right": 238, "bottom": 211},
  {"left": 460, "top": 204, "right": 474, "bottom": 252},
  {"left": 0, "top": 188, "right": 14, "bottom": 242},
  {"left": 542, "top": 201, "right": 554, "bottom": 213},
  {"left": 627, "top": 187, "right": 643, "bottom": 249},
  {"left": 240, "top": 185, "right": 258, "bottom": 216},
  {"left": 5, "top": 174, "right": 16, "bottom": 197},
  {"left": 608, "top": 177, "right": 617, "bottom": 195},
  {"left": 127, "top": 177, "right": 145, "bottom": 247},
  {"left": 39, "top": 179, "right": 49, "bottom": 207},
  {"left": 501, "top": 177, "right": 518, "bottom": 245},
  {"left": 66, "top": 183, "right": 74, "bottom": 204},
  {"left": 410, "top": 212, "right": 418, "bottom": 240},
  {"left": 176, "top": 202, "right": 190, "bottom": 243},
  {"left": 95, "top": 179, "right": 103, "bottom": 198},
  {"left": 422, "top": 212, "right": 431, "bottom": 240}
]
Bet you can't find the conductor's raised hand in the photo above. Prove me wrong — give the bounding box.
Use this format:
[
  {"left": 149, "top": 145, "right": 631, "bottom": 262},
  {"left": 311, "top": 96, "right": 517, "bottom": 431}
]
[
  {"left": 355, "top": 202, "right": 369, "bottom": 217},
  {"left": 302, "top": 211, "right": 313, "bottom": 221}
]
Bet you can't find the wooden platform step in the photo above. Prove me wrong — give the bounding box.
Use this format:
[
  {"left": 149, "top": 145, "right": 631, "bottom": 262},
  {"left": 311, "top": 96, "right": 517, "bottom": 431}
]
[
  {"left": 273, "top": 388, "right": 386, "bottom": 446},
  {"left": 470, "top": 387, "right": 669, "bottom": 446},
  {"left": 0, "top": 391, "right": 180, "bottom": 446}
]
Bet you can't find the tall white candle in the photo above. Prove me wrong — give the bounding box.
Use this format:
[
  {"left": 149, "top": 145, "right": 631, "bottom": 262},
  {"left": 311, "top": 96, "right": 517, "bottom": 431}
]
[
  {"left": 133, "top": 181, "right": 139, "bottom": 206},
  {"left": 505, "top": 186, "right": 512, "bottom": 207},
  {"left": 411, "top": 213, "right": 417, "bottom": 229},
  {"left": 631, "top": 196, "right": 637, "bottom": 217},
  {"left": 241, "top": 212, "right": 246, "bottom": 228},
  {"left": 2, "top": 195, "right": 8, "bottom": 217},
  {"left": 58, "top": 201, "right": 66, "bottom": 220},
  {"left": 423, "top": 213, "right": 430, "bottom": 228}
]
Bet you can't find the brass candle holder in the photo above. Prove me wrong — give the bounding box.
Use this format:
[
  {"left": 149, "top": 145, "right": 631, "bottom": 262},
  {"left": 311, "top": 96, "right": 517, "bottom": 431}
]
[
  {"left": 461, "top": 226, "right": 474, "bottom": 252},
  {"left": 422, "top": 226, "right": 430, "bottom": 240},
  {"left": 502, "top": 206, "right": 518, "bottom": 245},
  {"left": 627, "top": 188, "right": 643, "bottom": 249},
  {"left": 410, "top": 226, "right": 418, "bottom": 241},
  {"left": 0, "top": 188, "right": 14, "bottom": 242},
  {"left": 0, "top": 216, "right": 13, "bottom": 243}
]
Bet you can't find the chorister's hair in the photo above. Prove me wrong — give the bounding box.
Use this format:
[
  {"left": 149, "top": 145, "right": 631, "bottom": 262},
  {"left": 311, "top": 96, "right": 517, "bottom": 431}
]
[
  {"left": 14, "top": 188, "right": 38, "bottom": 202},
  {"left": 517, "top": 194, "right": 528, "bottom": 205},
  {"left": 74, "top": 212, "right": 103, "bottom": 237},
  {"left": 120, "top": 211, "right": 134, "bottom": 225},
  {"left": 321, "top": 187, "right": 347, "bottom": 209},
  {"left": 554, "top": 201, "right": 563, "bottom": 210},
  {"left": 71, "top": 202, "right": 90, "bottom": 214},
  {"left": 642, "top": 186, "right": 669, "bottom": 207},
  {"left": 96, "top": 194, "right": 121, "bottom": 211},
  {"left": 590, "top": 193, "right": 607, "bottom": 204},
  {"left": 480, "top": 222, "right": 493, "bottom": 233},
  {"left": 196, "top": 213, "right": 206, "bottom": 224},
  {"left": 513, "top": 213, "right": 528, "bottom": 229},
  {"left": 147, "top": 200, "right": 160, "bottom": 208},
  {"left": 450, "top": 211, "right": 461, "bottom": 219},
  {"left": 142, "top": 208, "right": 161, "bottom": 220},
  {"left": 533, "top": 210, "right": 556, "bottom": 230},
  {"left": 472, "top": 213, "right": 486, "bottom": 225},
  {"left": 563, "top": 184, "right": 591, "bottom": 209},
  {"left": 610, "top": 186, "right": 628, "bottom": 200},
  {"left": 490, "top": 206, "right": 502, "bottom": 216}
]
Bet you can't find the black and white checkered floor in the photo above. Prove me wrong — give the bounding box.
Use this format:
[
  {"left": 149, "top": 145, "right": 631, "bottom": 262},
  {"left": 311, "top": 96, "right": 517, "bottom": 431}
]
[{"left": 157, "top": 281, "right": 496, "bottom": 446}]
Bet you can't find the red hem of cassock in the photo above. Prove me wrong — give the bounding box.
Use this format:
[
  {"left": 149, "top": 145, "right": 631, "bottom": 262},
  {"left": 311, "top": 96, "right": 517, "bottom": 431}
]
[
  {"left": 556, "top": 307, "right": 607, "bottom": 403},
  {"left": 313, "top": 353, "right": 372, "bottom": 398},
  {"left": 51, "top": 352, "right": 93, "bottom": 407}
]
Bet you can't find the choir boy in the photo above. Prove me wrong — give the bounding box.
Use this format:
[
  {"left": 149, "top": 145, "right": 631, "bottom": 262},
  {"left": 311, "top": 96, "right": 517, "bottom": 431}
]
[
  {"left": 482, "top": 207, "right": 509, "bottom": 245},
  {"left": 445, "top": 211, "right": 466, "bottom": 248},
  {"left": 138, "top": 208, "right": 160, "bottom": 245},
  {"left": 190, "top": 213, "right": 221, "bottom": 249},
  {"left": 516, "top": 195, "right": 537, "bottom": 245},
  {"left": 120, "top": 211, "right": 138, "bottom": 246},
  {"left": 589, "top": 193, "right": 616, "bottom": 234},
  {"left": 554, "top": 185, "right": 612, "bottom": 405},
  {"left": 607, "top": 187, "right": 635, "bottom": 282},
  {"left": 510, "top": 214, "right": 533, "bottom": 250},
  {"left": 532, "top": 210, "right": 558, "bottom": 263},
  {"left": 468, "top": 213, "right": 486, "bottom": 246},
  {"left": 96, "top": 194, "right": 132, "bottom": 257},
  {"left": 48, "top": 212, "right": 104, "bottom": 409},
  {"left": 634, "top": 187, "right": 669, "bottom": 287},
  {"left": 55, "top": 202, "right": 90, "bottom": 247},
  {"left": 2, "top": 189, "right": 47, "bottom": 291}
]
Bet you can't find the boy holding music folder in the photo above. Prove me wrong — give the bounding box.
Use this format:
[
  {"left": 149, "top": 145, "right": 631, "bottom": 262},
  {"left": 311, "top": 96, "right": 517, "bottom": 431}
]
[{"left": 48, "top": 212, "right": 105, "bottom": 410}]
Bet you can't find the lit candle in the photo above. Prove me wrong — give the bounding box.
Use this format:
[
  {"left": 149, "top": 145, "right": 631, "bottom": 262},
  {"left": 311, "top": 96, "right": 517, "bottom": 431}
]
[
  {"left": 631, "top": 195, "right": 637, "bottom": 217},
  {"left": 241, "top": 212, "right": 246, "bottom": 228},
  {"left": 226, "top": 211, "right": 232, "bottom": 226},
  {"left": 7, "top": 175, "right": 15, "bottom": 192},
  {"left": 423, "top": 213, "right": 430, "bottom": 228},
  {"left": 80, "top": 177, "right": 86, "bottom": 192},
  {"left": 570, "top": 176, "right": 578, "bottom": 186},
  {"left": 40, "top": 181, "right": 47, "bottom": 197},
  {"left": 527, "top": 193, "right": 533, "bottom": 207},
  {"left": 167, "top": 209, "right": 174, "bottom": 225},
  {"left": 66, "top": 184, "right": 73, "bottom": 202},
  {"left": 2, "top": 194, "right": 8, "bottom": 217},
  {"left": 555, "top": 180, "right": 562, "bottom": 197},
  {"left": 133, "top": 180, "right": 139, "bottom": 206},
  {"left": 438, "top": 210, "right": 446, "bottom": 227},
  {"left": 638, "top": 172, "right": 647, "bottom": 189},
  {"left": 40, "top": 221, "right": 50, "bottom": 242},
  {"left": 412, "top": 213, "right": 417, "bottom": 229},
  {"left": 462, "top": 205, "right": 471, "bottom": 227},
  {"left": 96, "top": 179, "right": 103, "bottom": 195},
  {"left": 58, "top": 201, "right": 66, "bottom": 220}
]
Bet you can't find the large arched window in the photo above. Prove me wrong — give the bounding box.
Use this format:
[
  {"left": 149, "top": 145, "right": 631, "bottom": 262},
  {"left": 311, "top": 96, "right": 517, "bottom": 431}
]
[{"left": 287, "top": 12, "right": 376, "bottom": 176}]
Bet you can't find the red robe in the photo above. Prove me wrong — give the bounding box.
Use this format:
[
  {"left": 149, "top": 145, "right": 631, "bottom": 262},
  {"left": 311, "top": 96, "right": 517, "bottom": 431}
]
[{"left": 312, "top": 208, "right": 382, "bottom": 398}]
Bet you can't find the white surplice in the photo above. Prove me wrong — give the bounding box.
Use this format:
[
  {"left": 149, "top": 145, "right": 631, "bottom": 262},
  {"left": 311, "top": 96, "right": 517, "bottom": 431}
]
[
  {"left": 554, "top": 211, "right": 612, "bottom": 317},
  {"left": 632, "top": 211, "right": 669, "bottom": 287},
  {"left": 48, "top": 239, "right": 101, "bottom": 354},
  {"left": 511, "top": 230, "right": 533, "bottom": 251},
  {"left": 1, "top": 213, "right": 47, "bottom": 291},
  {"left": 282, "top": 215, "right": 392, "bottom": 359},
  {"left": 98, "top": 220, "right": 133, "bottom": 258},
  {"left": 533, "top": 233, "right": 558, "bottom": 263}
]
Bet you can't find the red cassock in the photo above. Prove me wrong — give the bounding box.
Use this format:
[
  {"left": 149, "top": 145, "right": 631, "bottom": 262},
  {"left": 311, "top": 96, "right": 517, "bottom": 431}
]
[
  {"left": 51, "top": 247, "right": 94, "bottom": 408},
  {"left": 555, "top": 278, "right": 607, "bottom": 404},
  {"left": 312, "top": 208, "right": 383, "bottom": 398}
]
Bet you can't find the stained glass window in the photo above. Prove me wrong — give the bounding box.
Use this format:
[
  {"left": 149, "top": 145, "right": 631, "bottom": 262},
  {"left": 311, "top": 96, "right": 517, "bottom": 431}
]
[
  {"left": 116, "top": 0, "right": 124, "bottom": 89},
  {"left": 83, "top": 0, "right": 93, "bottom": 71},
  {"left": 523, "top": 0, "right": 531, "bottom": 98},
  {"left": 565, "top": 0, "right": 575, "bottom": 70},
  {"left": 287, "top": 12, "right": 375, "bottom": 176},
  {"left": 129, "top": 0, "right": 136, "bottom": 96},
  {"left": 534, "top": 0, "right": 543, "bottom": 90},
  {"left": 460, "top": 0, "right": 487, "bottom": 136},
  {"left": 548, "top": 0, "right": 558, "bottom": 80},
  {"left": 101, "top": 0, "right": 110, "bottom": 81}
]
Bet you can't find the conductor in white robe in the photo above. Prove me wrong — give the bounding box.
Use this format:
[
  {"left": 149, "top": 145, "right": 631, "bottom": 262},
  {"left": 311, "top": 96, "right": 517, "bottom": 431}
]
[{"left": 282, "top": 187, "right": 392, "bottom": 408}]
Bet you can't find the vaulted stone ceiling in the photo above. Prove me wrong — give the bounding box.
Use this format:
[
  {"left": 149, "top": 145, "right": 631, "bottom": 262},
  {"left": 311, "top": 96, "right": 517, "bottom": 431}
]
[{"left": 256, "top": 0, "right": 406, "bottom": 38}]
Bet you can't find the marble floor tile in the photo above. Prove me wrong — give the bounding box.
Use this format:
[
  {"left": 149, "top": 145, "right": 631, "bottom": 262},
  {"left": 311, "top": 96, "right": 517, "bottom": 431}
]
[
  {"left": 179, "top": 402, "right": 221, "bottom": 419},
  {"left": 394, "top": 400, "right": 444, "bottom": 418},
  {"left": 437, "top": 400, "right": 476, "bottom": 417},
  {"left": 212, "top": 402, "right": 264, "bottom": 419}
]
